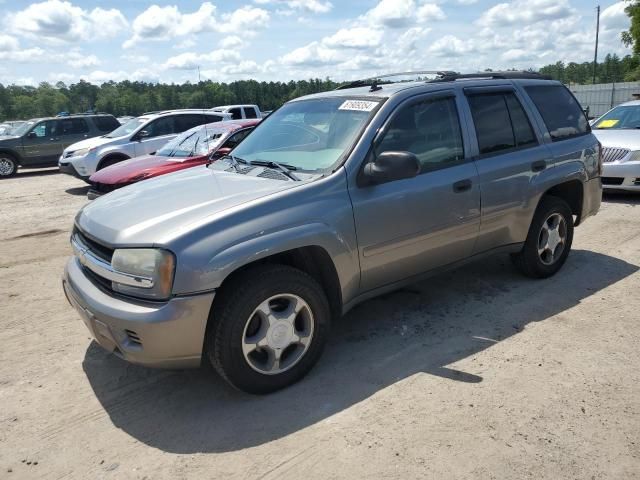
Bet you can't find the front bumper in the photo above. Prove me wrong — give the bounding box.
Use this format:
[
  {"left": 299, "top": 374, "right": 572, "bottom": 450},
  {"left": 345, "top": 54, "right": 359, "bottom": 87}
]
[
  {"left": 601, "top": 161, "right": 640, "bottom": 192},
  {"left": 59, "top": 161, "right": 90, "bottom": 181},
  {"left": 63, "top": 256, "right": 215, "bottom": 368}
]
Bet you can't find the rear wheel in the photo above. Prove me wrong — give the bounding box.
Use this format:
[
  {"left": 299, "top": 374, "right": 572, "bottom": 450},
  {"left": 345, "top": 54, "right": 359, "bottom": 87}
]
[
  {"left": 0, "top": 154, "right": 17, "bottom": 178},
  {"left": 512, "top": 195, "right": 574, "bottom": 278},
  {"left": 206, "top": 265, "right": 331, "bottom": 394}
]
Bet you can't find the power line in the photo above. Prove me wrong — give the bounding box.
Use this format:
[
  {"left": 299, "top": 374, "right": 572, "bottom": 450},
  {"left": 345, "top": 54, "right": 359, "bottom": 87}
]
[{"left": 593, "top": 5, "right": 600, "bottom": 84}]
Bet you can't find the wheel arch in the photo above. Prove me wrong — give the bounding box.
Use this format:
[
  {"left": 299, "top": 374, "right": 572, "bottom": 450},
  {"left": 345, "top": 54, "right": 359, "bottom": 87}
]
[
  {"left": 0, "top": 148, "right": 22, "bottom": 165},
  {"left": 97, "top": 152, "right": 130, "bottom": 170}
]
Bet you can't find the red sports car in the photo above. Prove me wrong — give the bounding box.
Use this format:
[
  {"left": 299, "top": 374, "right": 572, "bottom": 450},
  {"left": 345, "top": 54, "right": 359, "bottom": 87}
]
[{"left": 87, "top": 119, "right": 260, "bottom": 199}]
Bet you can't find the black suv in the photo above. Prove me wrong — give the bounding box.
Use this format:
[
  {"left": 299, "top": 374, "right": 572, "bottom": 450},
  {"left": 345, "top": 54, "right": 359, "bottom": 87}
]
[{"left": 0, "top": 114, "right": 120, "bottom": 178}]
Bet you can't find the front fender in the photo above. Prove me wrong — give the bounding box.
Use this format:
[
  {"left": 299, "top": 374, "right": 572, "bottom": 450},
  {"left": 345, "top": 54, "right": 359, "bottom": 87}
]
[
  {"left": 0, "top": 147, "right": 23, "bottom": 164},
  {"left": 172, "top": 221, "right": 359, "bottom": 304}
]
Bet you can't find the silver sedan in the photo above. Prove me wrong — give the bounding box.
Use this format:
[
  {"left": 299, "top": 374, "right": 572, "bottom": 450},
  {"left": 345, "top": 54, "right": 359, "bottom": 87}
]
[{"left": 591, "top": 100, "right": 640, "bottom": 192}]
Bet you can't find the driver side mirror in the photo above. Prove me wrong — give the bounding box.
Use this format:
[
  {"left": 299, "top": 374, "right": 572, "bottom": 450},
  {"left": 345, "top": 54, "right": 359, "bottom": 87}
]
[
  {"left": 27, "top": 131, "right": 37, "bottom": 139},
  {"left": 362, "top": 151, "right": 420, "bottom": 185},
  {"left": 210, "top": 146, "right": 231, "bottom": 160},
  {"left": 136, "top": 130, "right": 150, "bottom": 140}
]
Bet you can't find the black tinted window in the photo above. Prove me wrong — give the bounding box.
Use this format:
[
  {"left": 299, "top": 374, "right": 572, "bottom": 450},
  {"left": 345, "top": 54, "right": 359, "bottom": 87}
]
[
  {"left": 59, "top": 118, "right": 89, "bottom": 135},
  {"left": 504, "top": 94, "right": 537, "bottom": 147},
  {"left": 229, "top": 108, "right": 242, "bottom": 120},
  {"left": 468, "top": 94, "right": 515, "bottom": 154},
  {"left": 525, "top": 85, "right": 588, "bottom": 141},
  {"left": 93, "top": 116, "right": 119, "bottom": 132},
  {"left": 377, "top": 96, "right": 465, "bottom": 173},
  {"left": 223, "top": 128, "right": 253, "bottom": 149},
  {"left": 244, "top": 107, "right": 258, "bottom": 119},
  {"left": 146, "top": 117, "right": 174, "bottom": 137},
  {"left": 175, "top": 114, "right": 205, "bottom": 133},
  {"left": 204, "top": 114, "right": 223, "bottom": 123}
]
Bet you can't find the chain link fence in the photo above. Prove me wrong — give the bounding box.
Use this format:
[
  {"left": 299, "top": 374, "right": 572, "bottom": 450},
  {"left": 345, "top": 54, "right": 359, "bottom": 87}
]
[{"left": 569, "top": 82, "right": 640, "bottom": 118}]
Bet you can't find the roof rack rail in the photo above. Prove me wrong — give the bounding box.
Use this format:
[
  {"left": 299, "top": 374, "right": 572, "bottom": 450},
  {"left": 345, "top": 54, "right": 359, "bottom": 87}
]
[
  {"left": 429, "top": 71, "right": 551, "bottom": 83},
  {"left": 335, "top": 70, "right": 459, "bottom": 91}
]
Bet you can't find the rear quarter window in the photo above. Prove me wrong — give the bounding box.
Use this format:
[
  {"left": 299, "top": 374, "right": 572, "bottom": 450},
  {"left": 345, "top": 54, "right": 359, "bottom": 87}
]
[{"left": 524, "top": 85, "right": 589, "bottom": 141}]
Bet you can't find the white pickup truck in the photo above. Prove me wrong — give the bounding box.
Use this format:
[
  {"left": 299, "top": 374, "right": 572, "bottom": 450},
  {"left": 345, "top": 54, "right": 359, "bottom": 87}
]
[{"left": 210, "top": 104, "right": 263, "bottom": 120}]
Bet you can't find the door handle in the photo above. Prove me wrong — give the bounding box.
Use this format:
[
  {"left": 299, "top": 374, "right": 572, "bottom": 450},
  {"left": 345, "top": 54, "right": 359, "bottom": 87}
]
[
  {"left": 531, "top": 160, "right": 547, "bottom": 172},
  {"left": 50, "top": 138, "right": 59, "bottom": 141},
  {"left": 453, "top": 179, "right": 472, "bottom": 193}
]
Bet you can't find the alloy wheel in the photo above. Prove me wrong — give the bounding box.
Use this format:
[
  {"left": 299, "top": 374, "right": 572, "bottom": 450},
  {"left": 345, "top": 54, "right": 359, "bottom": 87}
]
[{"left": 537, "top": 213, "right": 567, "bottom": 266}]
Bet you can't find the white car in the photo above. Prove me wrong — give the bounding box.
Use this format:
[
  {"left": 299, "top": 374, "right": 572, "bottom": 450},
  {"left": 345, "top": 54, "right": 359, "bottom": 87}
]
[
  {"left": 591, "top": 100, "right": 640, "bottom": 192},
  {"left": 210, "top": 104, "right": 263, "bottom": 120},
  {"left": 59, "top": 109, "right": 231, "bottom": 180}
]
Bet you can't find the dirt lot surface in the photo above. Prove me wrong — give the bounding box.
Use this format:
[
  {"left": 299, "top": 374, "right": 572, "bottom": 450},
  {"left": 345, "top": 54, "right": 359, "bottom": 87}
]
[{"left": 1, "top": 168, "right": 639, "bottom": 479}]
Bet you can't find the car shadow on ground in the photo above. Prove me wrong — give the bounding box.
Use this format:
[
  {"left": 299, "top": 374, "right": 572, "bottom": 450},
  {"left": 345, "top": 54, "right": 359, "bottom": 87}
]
[
  {"left": 602, "top": 192, "right": 640, "bottom": 205},
  {"left": 65, "top": 185, "right": 90, "bottom": 196},
  {"left": 82, "top": 249, "right": 638, "bottom": 454}
]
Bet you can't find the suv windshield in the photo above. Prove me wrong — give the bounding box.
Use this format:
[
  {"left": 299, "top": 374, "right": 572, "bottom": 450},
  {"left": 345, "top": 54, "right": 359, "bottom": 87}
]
[
  {"left": 11, "top": 121, "right": 37, "bottom": 137},
  {"left": 104, "top": 118, "right": 146, "bottom": 138},
  {"left": 157, "top": 126, "right": 225, "bottom": 158},
  {"left": 230, "top": 97, "right": 381, "bottom": 172},
  {"left": 593, "top": 105, "right": 640, "bottom": 129}
]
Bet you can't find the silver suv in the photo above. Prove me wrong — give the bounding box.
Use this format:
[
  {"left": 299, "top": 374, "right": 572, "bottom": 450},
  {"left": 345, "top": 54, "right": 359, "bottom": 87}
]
[{"left": 62, "top": 72, "right": 602, "bottom": 394}]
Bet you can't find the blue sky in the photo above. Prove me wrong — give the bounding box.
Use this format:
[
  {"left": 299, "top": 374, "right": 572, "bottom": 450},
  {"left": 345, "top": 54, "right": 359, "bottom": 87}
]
[{"left": 0, "top": 0, "right": 632, "bottom": 85}]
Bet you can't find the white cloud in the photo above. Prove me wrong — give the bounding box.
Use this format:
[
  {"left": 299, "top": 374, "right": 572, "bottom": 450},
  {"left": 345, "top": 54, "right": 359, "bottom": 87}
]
[
  {"left": 365, "top": 0, "right": 444, "bottom": 29},
  {"left": 219, "top": 35, "right": 245, "bottom": 49},
  {"left": 254, "top": 0, "right": 332, "bottom": 14},
  {"left": 65, "top": 52, "right": 100, "bottom": 68},
  {"left": 124, "top": 3, "right": 269, "bottom": 48},
  {"left": 163, "top": 50, "right": 243, "bottom": 70},
  {"left": 9, "top": 0, "right": 127, "bottom": 42},
  {"left": 323, "top": 27, "right": 384, "bottom": 49},
  {"left": 477, "top": 0, "right": 573, "bottom": 28}
]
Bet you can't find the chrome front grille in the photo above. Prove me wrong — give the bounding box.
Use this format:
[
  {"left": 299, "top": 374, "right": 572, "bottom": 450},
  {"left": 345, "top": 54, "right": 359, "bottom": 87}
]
[{"left": 601, "top": 147, "right": 629, "bottom": 163}]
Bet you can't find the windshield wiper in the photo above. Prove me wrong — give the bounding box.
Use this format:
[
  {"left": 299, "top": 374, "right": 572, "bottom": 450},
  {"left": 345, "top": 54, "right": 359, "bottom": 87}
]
[
  {"left": 251, "top": 160, "right": 301, "bottom": 181},
  {"left": 213, "top": 153, "right": 249, "bottom": 170}
]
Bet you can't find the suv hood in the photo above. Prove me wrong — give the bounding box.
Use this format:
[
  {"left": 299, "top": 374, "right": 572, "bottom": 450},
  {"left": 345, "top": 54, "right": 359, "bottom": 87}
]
[
  {"left": 77, "top": 166, "right": 298, "bottom": 245},
  {"left": 66, "top": 135, "right": 123, "bottom": 152},
  {"left": 591, "top": 129, "right": 640, "bottom": 150}
]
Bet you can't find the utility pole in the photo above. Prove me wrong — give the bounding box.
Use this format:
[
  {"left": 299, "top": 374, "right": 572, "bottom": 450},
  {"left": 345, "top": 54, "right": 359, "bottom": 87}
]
[
  {"left": 593, "top": 5, "right": 600, "bottom": 84},
  {"left": 197, "top": 65, "right": 201, "bottom": 83}
]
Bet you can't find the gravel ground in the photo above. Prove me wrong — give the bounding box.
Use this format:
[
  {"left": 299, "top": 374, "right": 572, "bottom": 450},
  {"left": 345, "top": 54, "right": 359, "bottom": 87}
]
[{"left": 1, "top": 168, "right": 639, "bottom": 479}]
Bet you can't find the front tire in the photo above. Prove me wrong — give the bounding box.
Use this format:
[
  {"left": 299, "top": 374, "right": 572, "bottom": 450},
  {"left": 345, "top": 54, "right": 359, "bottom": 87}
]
[
  {"left": 512, "top": 195, "right": 574, "bottom": 278},
  {"left": 0, "top": 154, "right": 18, "bottom": 178},
  {"left": 206, "top": 265, "right": 331, "bottom": 394}
]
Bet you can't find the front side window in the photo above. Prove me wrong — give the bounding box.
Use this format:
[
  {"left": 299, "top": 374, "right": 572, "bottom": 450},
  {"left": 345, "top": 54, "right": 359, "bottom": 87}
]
[
  {"left": 229, "top": 97, "right": 381, "bottom": 172},
  {"left": 229, "top": 108, "right": 242, "bottom": 120},
  {"left": 222, "top": 128, "right": 253, "bottom": 149},
  {"left": 376, "top": 96, "right": 465, "bottom": 173},
  {"left": 29, "top": 120, "right": 57, "bottom": 138},
  {"left": 145, "top": 116, "right": 175, "bottom": 137},
  {"left": 592, "top": 105, "right": 640, "bottom": 130},
  {"left": 525, "top": 85, "right": 588, "bottom": 141}
]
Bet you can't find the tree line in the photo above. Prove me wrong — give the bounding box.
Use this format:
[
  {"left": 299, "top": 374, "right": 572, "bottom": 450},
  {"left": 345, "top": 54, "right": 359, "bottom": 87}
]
[
  {"left": 4, "top": 54, "right": 640, "bottom": 122},
  {"left": 0, "top": 79, "right": 339, "bottom": 122}
]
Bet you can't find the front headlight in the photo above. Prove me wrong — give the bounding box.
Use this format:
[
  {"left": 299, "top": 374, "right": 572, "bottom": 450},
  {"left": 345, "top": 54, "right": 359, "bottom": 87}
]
[
  {"left": 71, "top": 147, "right": 94, "bottom": 157},
  {"left": 111, "top": 248, "right": 175, "bottom": 300}
]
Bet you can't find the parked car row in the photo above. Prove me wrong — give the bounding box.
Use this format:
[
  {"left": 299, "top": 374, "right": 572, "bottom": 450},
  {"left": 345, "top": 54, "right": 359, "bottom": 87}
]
[{"left": 61, "top": 72, "right": 604, "bottom": 394}]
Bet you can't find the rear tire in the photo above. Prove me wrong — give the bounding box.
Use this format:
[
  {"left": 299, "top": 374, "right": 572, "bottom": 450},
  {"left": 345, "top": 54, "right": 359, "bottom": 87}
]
[
  {"left": 206, "top": 265, "right": 331, "bottom": 394},
  {"left": 511, "top": 195, "right": 574, "bottom": 278},
  {"left": 0, "top": 154, "right": 18, "bottom": 178}
]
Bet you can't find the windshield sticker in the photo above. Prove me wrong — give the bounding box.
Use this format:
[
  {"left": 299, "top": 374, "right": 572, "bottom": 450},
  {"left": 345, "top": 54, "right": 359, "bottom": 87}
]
[
  {"left": 598, "top": 119, "right": 619, "bottom": 128},
  {"left": 339, "top": 100, "right": 378, "bottom": 112}
]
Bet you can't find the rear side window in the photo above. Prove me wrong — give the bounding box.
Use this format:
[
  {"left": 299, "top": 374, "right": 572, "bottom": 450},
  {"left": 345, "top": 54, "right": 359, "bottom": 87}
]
[
  {"left": 244, "top": 107, "right": 258, "bottom": 119},
  {"left": 468, "top": 92, "right": 537, "bottom": 155},
  {"left": 524, "top": 85, "right": 588, "bottom": 141},
  {"left": 93, "top": 116, "right": 119, "bottom": 132},
  {"left": 59, "top": 118, "right": 89, "bottom": 135},
  {"left": 204, "top": 114, "right": 223, "bottom": 123}
]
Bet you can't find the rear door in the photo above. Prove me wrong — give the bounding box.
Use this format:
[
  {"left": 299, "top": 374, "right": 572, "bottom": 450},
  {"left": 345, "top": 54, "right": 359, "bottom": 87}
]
[
  {"left": 349, "top": 91, "right": 481, "bottom": 292},
  {"left": 243, "top": 107, "right": 258, "bottom": 119},
  {"left": 460, "top": 86, "right": 552, "bottom": 253},
  {"left": 59, "top": 118, "right": 90, "bottom": 149},
  {"left": 21, "top": 120, "right": 62, "bottom": 166}
]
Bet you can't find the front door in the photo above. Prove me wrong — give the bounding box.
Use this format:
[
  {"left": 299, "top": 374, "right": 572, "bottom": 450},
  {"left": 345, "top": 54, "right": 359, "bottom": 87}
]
[
  {"left": 21, "top": 120, "right": 63, "bottom": 166},
  {"left": 133, "top": 116, "right": 176, "bottom": 156},
  {"left": 349, "top": 92, "right": 481, "bottom": 293}
]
